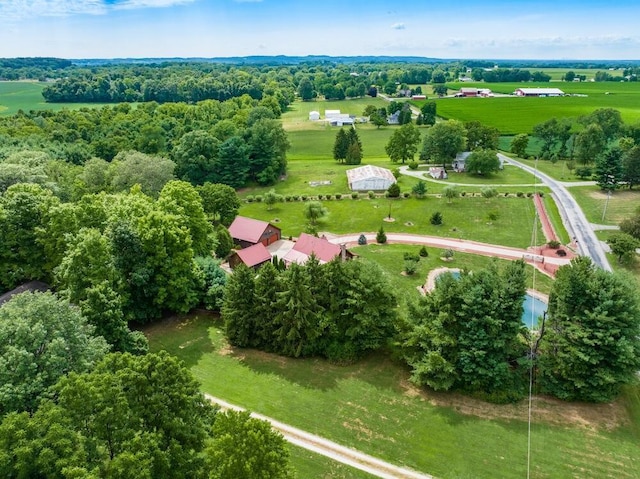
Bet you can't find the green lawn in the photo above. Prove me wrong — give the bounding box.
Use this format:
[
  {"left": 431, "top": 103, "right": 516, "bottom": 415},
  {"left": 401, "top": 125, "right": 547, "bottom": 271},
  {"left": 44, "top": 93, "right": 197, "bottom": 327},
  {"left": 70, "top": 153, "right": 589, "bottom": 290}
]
[
  {"left": 0, "top": 81, "right": 111, "bottom": 116},
  {"left": 282, "top": 98, "right": 388, "bottom": 132},
  {"left": 289, "top": 444, "right": 376, "bottom": 479},
  {"left": 144, "top": 313, "right": 640, "bottom": 479},
  {"left": 568, "top": 186, "right": 640, "bottom": 225},
  {"left": 240, "top": 195, "right": 546, "bottom": 249}
]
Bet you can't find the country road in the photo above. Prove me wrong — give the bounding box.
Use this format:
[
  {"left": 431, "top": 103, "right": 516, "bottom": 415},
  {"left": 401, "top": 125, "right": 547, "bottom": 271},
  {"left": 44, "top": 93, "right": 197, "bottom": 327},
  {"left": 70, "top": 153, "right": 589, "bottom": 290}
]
[
  {"left": 206, "top": 394, "right": 434, "bottom": 479},
  {"left": 498, "top": 153, "right": 612, "bottom": 271}
]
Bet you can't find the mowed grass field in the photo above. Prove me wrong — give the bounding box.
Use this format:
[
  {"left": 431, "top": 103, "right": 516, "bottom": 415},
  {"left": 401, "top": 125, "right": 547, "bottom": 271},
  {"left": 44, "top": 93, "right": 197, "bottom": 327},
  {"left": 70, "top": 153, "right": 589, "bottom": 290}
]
[
  {"left": 144, "top": 311, "right": 640, "bottom": 479},
  {"left": 0, "top": 81, "right": 110, "bottom": 116},
  {"left": 413, "top": 81, "right": 640, "bottom": 134}
]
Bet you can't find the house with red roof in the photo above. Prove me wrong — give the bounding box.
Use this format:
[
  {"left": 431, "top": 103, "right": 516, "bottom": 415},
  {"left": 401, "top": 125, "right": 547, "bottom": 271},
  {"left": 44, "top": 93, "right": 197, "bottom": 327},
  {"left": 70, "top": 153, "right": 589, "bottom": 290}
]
[
  {"left": 283, "top": 233, "right": 352, "bottom": 265},
  {"left": 228, "top": 216, "right": 281, "bottom": 249},
  {"left": 228, "top": 243, "right": 273, "bottom": 270}
]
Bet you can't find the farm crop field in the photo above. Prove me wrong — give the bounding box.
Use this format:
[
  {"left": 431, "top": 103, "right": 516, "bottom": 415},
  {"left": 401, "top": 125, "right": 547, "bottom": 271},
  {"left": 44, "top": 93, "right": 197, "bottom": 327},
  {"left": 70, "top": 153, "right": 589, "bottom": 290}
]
[
  {"left": 0, "top": 81, "right": 110, "bottom": 115},
  {"left": 415, "top": 81, "right": 640, "bottom": 134}
]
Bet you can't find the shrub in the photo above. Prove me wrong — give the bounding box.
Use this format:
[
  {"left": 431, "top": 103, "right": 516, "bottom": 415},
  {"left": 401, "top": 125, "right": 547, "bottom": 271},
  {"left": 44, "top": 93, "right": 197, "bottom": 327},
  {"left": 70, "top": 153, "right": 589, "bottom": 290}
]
[
  {"left": 317, "top": 194, "right": 324, "bottom": 200},
  {"left": 404, "top": 260, "right": 418, "bottom": 275},
  {"left": 576, "top": 166, "right": 592, "bottom": 179},
  {"left": 357, "top": 234, "right": 367, "bottom": 245},
  {"left": 481, "top": 187, "right": 498, "bottom": 199},
  {"left": 556, "top": 249, "right": 567, "bottom": 257},
  {"left": 517, "top": 192, "right": 524, "bottom": 198},
  {"left": 376, "top": 226, "right": 387, "bottom": 244},
  {"left": 504, "top": 192, "right": 510, "bottom": 197},
  {"left": 442, "top": 249, "right": 454, "bottom": 260},
  {"left": 392, "top": 168, "right": 401, "bottom": 179},
  {"left": 419, "top": 245, "right": 429, "bottom": 257},
  {"left": 335, "top": 194, "right": 342, "bottom": 200},
  {"left": 547, "top": 240, "right": 561, "bottom": 249},
  {"left": 526, "top": 192, "right": 533, "bottom": 198},
  {"left": 351, "top": 192, "right": 359, "bottom": 199},
  {"left": 538, "top": 192, "right": 544, "bottom": 197},
  {"left": 246, "top": 195, "right": 255, "bottom": 203},
  {"left": 325, "top": 195, "right": 333, "bottom": 200},
  {"left": 368, "top": 191, "right": 375, "bottom": 199},
  {"left": 301, "top": 195, "right": 308, "bottom": 201},
  {"left": 461, "top": 191, "right": 466, "bottom": 197},
  {"left": 403, "top": 252, "right": 420, "bottom": 262},
  {"left": 403, "top": 192, "right": 410, "bottom": 198},
  {"left": 293, "top": 195, "right": 300, "bottom": 201},
  {"left": 430, "top": 211, "right": 443, "bottom": 226},
  {"left": 387, "top": 183, "right": 401, "bottom": 198},
  {"left": 487, "top": 211, "right": 499, "bottom": 221},
  {"left": 408, "top": 161, "right": 419, "bottom": 170},
  {"left": 254, "top": 195, "right": 263, "bottom": 203},
  {"left": 285, "top": 195, "right": 292, "bottom": 202}
]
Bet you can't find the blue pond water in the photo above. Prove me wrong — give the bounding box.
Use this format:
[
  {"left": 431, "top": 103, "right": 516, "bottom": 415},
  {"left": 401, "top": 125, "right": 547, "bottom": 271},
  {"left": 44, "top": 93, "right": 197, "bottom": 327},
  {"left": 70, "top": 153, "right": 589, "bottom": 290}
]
[{"left": 437, "top": 271, "right": 547, "bottom": 329}]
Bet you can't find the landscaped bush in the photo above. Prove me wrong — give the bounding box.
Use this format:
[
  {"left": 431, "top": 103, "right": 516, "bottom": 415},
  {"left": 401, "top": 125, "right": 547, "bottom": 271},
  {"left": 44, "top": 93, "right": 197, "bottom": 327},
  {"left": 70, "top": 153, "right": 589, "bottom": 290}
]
[
  {"left": 556, "top": 249, "right": 567, "bottom": 256},
  {"left": 285, "top": 195, "right": 292, "bottom": 201},
  {"left": 504, "top": 192, "right": 510, "bottom": 197},
  {"left": 481, "top": 187, "right": 498, "bottom": 199},
  {"left": 335, "top": 193, "right": 342, "bottom": 200},
  {"left": 316, "top": 194, "right": 323, "bottom": 200},
  {"left": 293, "top": 195, "right": 300, "bottom": 201},
  {"left": 442, "top": 249, "right": 454, "bottom": 260},
  {"left": 254, "top": 195, "right": 263, "bottom": 203},
  {"left": 376, "top": 226, "right": 387, "bottom": 244},
  {"left": 404, "top": 260, "right": 418, "bottom": 275},
  {"left": 325, "top": 195, "right": 333, "bottom": 200},
  {"left": 576, "top": 166, "right": 592, "bottom": 179},
  {"left": 403, "top": 192, "right": 410, "bottom": 198},
  {"left": 246, "top": 195, "right": 255, "bottom": 203},
  {"left": 368, "top": 191, "right": 375, "bottom": 199},
  {"left": 547, "top": 240, "right": 561, "bottom": 249},
  {"left": 351, "top": 192, "right": 359, "bottom": 199},
  {"left": 358, "top": 234, "right": 367, "bottom": 245},
  {"left": 408, "top": 161, "right": 419, "bottom": 170},
  {"left": 517, "top": 192, "right": 524, "bottom": 197},
  {"left": 403, "top": 252, "right": 420, "bottom": 262},
  {"left": 430, "top": 211, "right": 443, "bottom": 226},
  {"left": 387, "top": 183, "right": 401, "bottom": 198},
  {"left": 527, "top": 192, "right": 533, "bottom": 198},
  {"left": 301, "top": 195, "right": 308, "bottom": 201},
  {"left": 461, "top": 191, "right": 466, "bottom": 197},
  {"left": 419, "top": 245, "right": 429, "bottom": 257}
]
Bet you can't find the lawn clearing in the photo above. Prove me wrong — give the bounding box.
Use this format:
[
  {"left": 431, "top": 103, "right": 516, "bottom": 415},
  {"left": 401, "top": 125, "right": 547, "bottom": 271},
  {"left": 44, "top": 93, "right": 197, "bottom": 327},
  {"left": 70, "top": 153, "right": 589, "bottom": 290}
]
[
  {"left": 239, "top": 195, "right": 546, "bottom": 248},
  {"left": 282, "top": 98, "right": 388, "bottom": 132},
  {"left": 569, "top": 185, "right": 640, "bottom": 225},
  {"left": 0, "top": 81, "right": 111, "bottom": 116},
  {"left": 144, "top": 314, "right": 640, "bottom": 479},
  {"left": 288, "top": 444, "right": 377, "bottom": 479}
]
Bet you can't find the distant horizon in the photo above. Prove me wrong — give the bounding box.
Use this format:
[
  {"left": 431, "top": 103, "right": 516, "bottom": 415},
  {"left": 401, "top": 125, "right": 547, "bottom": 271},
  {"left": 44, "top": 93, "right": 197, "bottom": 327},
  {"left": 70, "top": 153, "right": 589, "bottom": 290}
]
[{"left": 1, "top": 1, "right": 639, "bottom": 60}]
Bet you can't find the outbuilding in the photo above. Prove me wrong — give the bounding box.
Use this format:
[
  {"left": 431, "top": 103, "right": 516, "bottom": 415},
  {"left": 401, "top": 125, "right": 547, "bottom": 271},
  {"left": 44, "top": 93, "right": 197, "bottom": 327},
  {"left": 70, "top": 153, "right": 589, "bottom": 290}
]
[
  {"left": 228, "top": 243, "right": 272, "bottom": 270},
  {"left": 309, "top": 110, "right": 320, "bottom": 121},
  {"left": 228, "top": 216, "right": 281, "bottom": 249},
  {"left": 514, "top": 88, "right": 564, "bottom": 97},
  {"left": 346, "top": 165, "right": 396, "bottom": 191}
]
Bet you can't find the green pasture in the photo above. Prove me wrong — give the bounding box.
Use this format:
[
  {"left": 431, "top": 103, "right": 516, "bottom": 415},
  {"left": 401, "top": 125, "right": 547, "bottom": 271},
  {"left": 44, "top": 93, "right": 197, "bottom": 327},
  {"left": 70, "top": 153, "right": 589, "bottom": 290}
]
[
  {"left": 289, "top": 444, "right": 375, "bottom": 479},
  {"left": 287, "top": 127, "right": 400, "bottom": 160},
  {"left": 533, "top": 68, "right": 599, "bottom": 81},
  {"left": 144, "top": 313, "right": 640, "bottom": 479},
  {"left": 282, "top": 97, "right": 388, "bottom": 132},
  {"left": 239, "top": 195, "right": 546, "bottom": 249},
  {"left": 0, "top": 81, "right": 110, "bottom": 116},
  {"left": 568, "top": 185, "right": 640, "bottom": 225}
]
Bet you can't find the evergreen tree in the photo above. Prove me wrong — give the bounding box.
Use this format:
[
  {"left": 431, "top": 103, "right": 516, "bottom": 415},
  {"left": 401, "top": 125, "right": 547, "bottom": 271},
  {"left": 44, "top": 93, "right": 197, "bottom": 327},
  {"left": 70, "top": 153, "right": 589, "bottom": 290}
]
[
  {"left": 333, "top": 128, "right": 349, "bottom": 163},
  {"left": 222, "top": 264, "right": 258, "bottom": 347},
  {"left": 595, "top": 146, "right": 624, "bottom": 191},
  {"left": 539, "top": 257, "right": 640, "bottom": 402}
]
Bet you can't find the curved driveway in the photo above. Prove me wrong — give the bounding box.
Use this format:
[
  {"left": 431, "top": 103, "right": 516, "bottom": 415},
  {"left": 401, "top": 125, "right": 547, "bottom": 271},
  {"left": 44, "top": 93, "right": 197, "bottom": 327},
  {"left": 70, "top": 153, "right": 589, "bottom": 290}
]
[{"left": 497, "top": 153, "right": 612, "bottom": 271}]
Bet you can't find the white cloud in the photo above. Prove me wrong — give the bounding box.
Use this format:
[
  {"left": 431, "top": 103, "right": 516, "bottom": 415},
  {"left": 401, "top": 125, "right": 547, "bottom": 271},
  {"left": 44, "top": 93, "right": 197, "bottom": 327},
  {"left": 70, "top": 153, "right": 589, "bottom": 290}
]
[
  {"left": 391, "top": 22, "right": 405, "bottom": 30},
  {"left": 0, "top": 0, "right": 195, "bottom": 21}
]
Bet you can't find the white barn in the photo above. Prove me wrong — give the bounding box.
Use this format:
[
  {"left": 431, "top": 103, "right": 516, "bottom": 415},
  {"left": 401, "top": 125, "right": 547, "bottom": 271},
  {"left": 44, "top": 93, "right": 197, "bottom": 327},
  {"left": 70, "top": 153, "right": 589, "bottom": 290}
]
[
  {"left": 346, "top": 165, "right": 396, "bottom": 191},
  {"left": 514, "top": 88, "right": 564, "bottom": 97}
]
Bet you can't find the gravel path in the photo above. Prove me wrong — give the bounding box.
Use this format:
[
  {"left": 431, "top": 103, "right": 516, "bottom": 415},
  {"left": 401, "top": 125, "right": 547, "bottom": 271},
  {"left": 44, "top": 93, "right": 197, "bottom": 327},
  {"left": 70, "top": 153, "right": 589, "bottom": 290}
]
[{"left": 206, "top": 394, "right": 434, "bottom": 479}]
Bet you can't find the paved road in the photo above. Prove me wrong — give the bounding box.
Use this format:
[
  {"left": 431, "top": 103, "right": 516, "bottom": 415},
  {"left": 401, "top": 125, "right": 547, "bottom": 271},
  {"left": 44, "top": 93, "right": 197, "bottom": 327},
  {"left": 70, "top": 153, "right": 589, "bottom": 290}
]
[
  {"left": 498, "top": 153, "right": 612, "bottom": 271},
  {"left": 206, "top": 394, "right": 434, "bottom": 479}
]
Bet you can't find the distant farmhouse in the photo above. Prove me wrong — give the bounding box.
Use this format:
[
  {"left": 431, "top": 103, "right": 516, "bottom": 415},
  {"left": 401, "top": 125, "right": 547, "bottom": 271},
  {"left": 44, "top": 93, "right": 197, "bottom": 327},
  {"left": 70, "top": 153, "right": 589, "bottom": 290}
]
[
  {"left": 228, "top": 216, "right": 281, "bottom": 249},
  {"left": 514, "top": 88, "right": 564, "bottom": 97},
  {"left": 453, "top": 152, "right": 504, "bottom": 173},
  {"left": 346, "top": 165, "right": 396, "bottom": 191},
  {"left": 324, "top": 109, "right": 354, "bottom": 126}
]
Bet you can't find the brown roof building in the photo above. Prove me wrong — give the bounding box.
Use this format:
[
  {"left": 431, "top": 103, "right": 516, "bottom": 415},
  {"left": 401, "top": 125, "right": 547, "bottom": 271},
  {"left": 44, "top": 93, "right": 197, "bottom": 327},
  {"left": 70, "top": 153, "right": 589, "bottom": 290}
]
[
  {"left": 228, "top": 243, "right": 273, "bottom": 270},
  {"left": 283, "top": 233, "right": 352, "bottom": 265}
]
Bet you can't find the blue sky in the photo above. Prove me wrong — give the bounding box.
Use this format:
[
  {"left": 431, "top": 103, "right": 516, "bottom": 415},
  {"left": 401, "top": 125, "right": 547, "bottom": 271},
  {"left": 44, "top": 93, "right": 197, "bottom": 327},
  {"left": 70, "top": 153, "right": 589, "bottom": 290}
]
[{"left": 1, "top": 0, "right": 638, "bottom": 60}]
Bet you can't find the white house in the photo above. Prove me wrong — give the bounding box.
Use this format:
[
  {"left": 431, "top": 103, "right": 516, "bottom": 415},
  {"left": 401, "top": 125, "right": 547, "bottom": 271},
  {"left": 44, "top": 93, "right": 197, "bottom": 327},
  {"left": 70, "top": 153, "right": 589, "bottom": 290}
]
[
  {"left": 309, "top": 110, "right": 320, "bottom": 121},
  {"left": 346, "top": 165, "right": 396, "bottom": 191}
]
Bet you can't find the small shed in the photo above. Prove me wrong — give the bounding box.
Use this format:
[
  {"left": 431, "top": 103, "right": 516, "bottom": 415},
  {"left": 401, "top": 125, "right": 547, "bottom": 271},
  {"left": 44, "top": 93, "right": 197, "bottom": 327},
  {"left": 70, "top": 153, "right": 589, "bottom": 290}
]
[
  {"left": 228, "top": 243, "right": 272, "bottom": 270},
  {"left": 228, "top": 216, "right": 281, "bottom": 249},
  {"left": 428, "top": 167, "right": 448, "bottom": 180},
  {"left": 309, "top": 111, "right": 320, "bottom": 121},
  {"left": 346, "top": 165, "right": 396, "bottom": 191}
]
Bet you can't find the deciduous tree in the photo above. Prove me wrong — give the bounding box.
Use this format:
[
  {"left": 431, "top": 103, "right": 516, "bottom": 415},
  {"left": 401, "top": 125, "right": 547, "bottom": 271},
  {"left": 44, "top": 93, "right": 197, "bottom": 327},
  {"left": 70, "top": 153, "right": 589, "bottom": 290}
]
[{"left": 385, "top": 123, "right": 421, "bottom": 164}]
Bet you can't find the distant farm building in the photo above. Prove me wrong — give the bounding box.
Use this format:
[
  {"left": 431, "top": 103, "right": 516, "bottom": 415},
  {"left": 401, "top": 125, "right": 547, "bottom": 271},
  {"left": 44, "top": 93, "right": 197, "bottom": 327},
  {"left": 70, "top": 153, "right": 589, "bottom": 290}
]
[
  {"left": 514, "top": 88, "right": 564, "bottom": 97},
  {"left": 228, "top": 243, "right": 272, "bottom": 270},
  {"left": 453, "top": 152, "right": 504, "bottom": 173},
  {"left": 412, "top": 94, "right": 426, "bottom": 100},
  {"left": 428, "top": 167, "right": 448, "bottom": 180},
  {"left": 459, "top": 87, "right": 479, "bottom": 97},
  {"left": 324, "top": 109, "right": 354, "bottom": 126},
  {"left": 283, "top": 233, "right": 352, "bottom": 265},
  {"left": 309, "top": 110, "right": 320, "bottom": 121},
  {"left": 346, "top": 165, "right": 396, "bottom": 191},
  {"left": 228, "top": 216, "right": 281, "bottom": 249}
]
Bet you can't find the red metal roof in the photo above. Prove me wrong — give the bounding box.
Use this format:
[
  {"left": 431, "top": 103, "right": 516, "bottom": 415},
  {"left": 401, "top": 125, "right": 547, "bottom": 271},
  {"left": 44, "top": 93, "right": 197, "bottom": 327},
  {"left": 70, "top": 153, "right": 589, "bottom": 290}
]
[
  {"left": 289, "top": 233, "right": 342, "bottom": 264},
  {"left": 235, "top": 243, "right": 272, "bottom": 267},
  {"left": 228, "top": 216, "right": 275, "bottom": 244}
]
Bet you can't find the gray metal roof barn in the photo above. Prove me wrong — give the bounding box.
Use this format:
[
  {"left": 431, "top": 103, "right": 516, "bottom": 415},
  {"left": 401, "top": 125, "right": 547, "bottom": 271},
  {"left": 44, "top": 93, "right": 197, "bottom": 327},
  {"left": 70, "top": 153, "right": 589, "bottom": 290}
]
[{"left": 346, "top": 165, "right": 396, "bottom": 191}]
